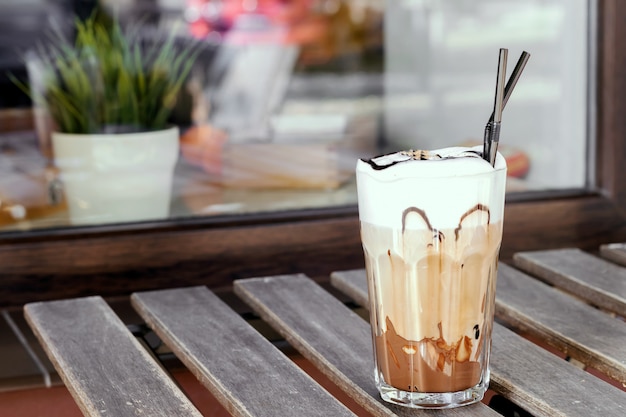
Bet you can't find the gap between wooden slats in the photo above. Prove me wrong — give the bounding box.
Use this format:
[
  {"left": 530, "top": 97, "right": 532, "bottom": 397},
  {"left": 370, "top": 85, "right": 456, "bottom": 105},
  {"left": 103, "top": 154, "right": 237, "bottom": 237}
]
[
  {"left": 496, "top": 263, "right": 626, "bottom": 384},
  {"left": 330, "top": 269, "right": 626, "bottom": 417},
  {"left": 513, "top": 248, "right": 626, "bottom": 316},
  {"left": 131, "top": 286, "right": 357, "bottom": 417},
  {"left": 24, "top": 296, "right": 203, "bottom": 417},
  {"left": 234, "top": 274, "right": 499, "bottom": 417}
]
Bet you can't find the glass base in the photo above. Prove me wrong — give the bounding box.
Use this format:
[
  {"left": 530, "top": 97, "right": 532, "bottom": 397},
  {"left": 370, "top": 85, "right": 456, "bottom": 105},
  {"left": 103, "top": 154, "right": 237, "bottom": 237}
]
[{"left": 378, "top": 380, "right": 487, "bottom": 409}]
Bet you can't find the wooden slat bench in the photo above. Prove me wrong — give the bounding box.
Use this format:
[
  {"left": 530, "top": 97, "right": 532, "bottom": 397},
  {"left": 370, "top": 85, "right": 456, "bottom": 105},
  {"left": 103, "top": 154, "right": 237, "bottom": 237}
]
[
  {"left": 24, "top": 296, "right": 203, "bottom": 417},
  {"left": 234, "top": 274, "right": 499, "bottom": 417},
  {"left": 495, "top": 263, "right": 626, "bottom": 384},
  {"left": 23, "top": 245, "right": 626, "bottom": 417},
  {"left": 600, "top": 243, "right": 626, "bottom": 267},
  {"left": 130, "top": 286, "right": 356, "bottom": 417},
  {"left": 513, "top": 248, "right": 626, "bottom": 315},
  {"left": 328, "top": 269, "right": 626, "bottom": 417}
]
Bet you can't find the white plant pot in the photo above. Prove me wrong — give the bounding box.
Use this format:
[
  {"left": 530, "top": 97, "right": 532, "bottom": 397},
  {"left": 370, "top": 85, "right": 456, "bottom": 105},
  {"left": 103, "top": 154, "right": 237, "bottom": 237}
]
[{"left": 52, "top": 127, "right": 179, "bottom": 226}]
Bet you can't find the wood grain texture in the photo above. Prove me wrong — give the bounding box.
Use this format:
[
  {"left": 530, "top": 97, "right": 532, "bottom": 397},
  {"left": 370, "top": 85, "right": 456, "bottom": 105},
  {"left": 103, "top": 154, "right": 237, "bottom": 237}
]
[
  {"left": 501, "top": 195, "right": 626, "bottom": 259},
  {"left": 0, "top": 215, "right": 364, "bottom": 307},
  {"left": 600, "top": 243, "right": 626, "bottom": 266},
  {"left": 330, "top": 269, "right": 626, "bottom": 417},
  {"left": 330, "top": 269, "right": 369, "bottom": 307},
  {"left": 23, "top": 297, "right": 202, "bottom": 417},
  {"left": 489, "top": 321, "right": 626, "bottom": 417},
  {"left": 513, "top": 248, "right": 626, "bottom": 316},
  {"left": 598, "top": 0, "right": 626, "bottom": 213},
  {"left": 131, "top": 286, "right": 356, "bottom": 417},
  {"left": 495, "top": 263, "right": 626, "bottom": 383},
  {"left": 234, "top": 274, "right": 499, "bottom": 417},
  {"left": 2, "top": 196, "right": 626, "bottom": 309}
]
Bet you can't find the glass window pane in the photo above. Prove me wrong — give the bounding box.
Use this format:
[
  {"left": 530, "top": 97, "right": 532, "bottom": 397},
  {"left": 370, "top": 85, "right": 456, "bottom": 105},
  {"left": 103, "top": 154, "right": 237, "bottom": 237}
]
[
  {"left": 0, "top": 0, "right": 591, "bottom": 233},
  {"left": 385, "top": 0, "right": 590, "bottom": 191}
]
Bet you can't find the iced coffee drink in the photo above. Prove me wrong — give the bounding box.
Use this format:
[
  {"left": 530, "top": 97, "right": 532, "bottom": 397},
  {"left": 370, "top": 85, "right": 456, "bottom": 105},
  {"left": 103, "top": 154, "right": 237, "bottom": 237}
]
[{"left": 356, "top": 146, "right": 507, "bottom": 408}]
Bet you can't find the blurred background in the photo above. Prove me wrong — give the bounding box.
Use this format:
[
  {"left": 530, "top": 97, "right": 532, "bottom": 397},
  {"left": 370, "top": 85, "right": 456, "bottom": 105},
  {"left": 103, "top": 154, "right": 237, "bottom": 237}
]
[{"left": 0, "top": 0, "right": 590, "bottom": 231}]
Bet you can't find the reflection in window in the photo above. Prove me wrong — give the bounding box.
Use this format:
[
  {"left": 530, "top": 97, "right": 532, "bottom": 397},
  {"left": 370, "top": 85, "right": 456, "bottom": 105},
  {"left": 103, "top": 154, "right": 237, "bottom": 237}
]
[
  {"left": 385, "top": 0, "right": 590, "bottom": 191},
  {"left": 0, "top": 0, "right": 590, "bottom": 232}
]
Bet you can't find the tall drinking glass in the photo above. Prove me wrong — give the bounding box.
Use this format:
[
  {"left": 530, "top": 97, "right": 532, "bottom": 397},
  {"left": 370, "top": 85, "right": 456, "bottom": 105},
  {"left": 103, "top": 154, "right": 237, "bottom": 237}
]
[{"left": 356, "top": 146, "right": 507, "bottom": 408}]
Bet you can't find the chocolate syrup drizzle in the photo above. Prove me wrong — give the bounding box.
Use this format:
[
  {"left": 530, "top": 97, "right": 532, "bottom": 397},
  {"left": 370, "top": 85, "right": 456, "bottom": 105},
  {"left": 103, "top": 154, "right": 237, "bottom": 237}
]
[
  {"left": 361, "top": 158, "right": 402, "bottom": 171},
  {"left": 402, "top": 207, "right": 444, "bottom": 242},
  {"left": 402, "top": 204, "right": 491, "bottom": 242},
  {"left": 361, "top": 150, "right": 483, "bottom": 171},
  {"left": 454, "top": 204, "right": 491, "bottom": 240}
]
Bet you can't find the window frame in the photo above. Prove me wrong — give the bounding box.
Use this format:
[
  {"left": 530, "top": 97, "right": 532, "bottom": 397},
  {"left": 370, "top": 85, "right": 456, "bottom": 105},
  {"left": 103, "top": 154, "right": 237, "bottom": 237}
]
[{"left": 0, "top": 0, "right": 625, "bottom": 307}]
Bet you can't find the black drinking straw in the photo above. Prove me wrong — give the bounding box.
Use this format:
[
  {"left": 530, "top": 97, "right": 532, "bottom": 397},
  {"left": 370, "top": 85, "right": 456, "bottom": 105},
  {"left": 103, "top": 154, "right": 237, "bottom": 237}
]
[
  {"left": 483, "top": 50, "right": 531, "bottom": 165},
  {"left": 489, "top": 51, "right": 531, "bottom": 123},
  {"left": 483, "top": 48, "right": 508, "bottom": 166}
]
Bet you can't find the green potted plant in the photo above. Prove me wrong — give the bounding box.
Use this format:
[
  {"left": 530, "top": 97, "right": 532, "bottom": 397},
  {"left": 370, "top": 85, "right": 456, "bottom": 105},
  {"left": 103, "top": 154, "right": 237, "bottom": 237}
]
[{"left": 18, "top": 14, "right": 199, "bottom": 225}]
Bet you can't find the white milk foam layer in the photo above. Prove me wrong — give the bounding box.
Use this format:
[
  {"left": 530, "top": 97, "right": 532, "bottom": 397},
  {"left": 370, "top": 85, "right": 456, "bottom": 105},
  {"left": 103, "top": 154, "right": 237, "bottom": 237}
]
[{"left": 356, "top": 146, "right": 507, "bottom": 230}]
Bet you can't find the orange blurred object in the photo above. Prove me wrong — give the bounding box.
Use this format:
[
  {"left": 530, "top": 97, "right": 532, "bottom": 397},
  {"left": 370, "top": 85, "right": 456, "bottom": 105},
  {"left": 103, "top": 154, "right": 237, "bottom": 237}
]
[
  {"left": 459, "top": 140, "right": 530, "bottom": 178},
  {"left": 180, "top": 124, "right": 228, "bottom": 176}
]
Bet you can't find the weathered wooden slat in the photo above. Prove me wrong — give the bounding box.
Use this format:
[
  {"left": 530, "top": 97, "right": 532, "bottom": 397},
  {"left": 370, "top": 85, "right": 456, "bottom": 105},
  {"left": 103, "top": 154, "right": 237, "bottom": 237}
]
[
  {"left": 600, "top": 243, "right": 626, "bottom": 267},
  {"left": 495, "top": 263, "right": 626, "bottom": 383},
  {"left": 513, "top": 248, "right": 626, "bottom": 315},
  {"left": 131, "top": 286, "right": 356, "bottom": 417},
  {"left": 24, "top": 297, "right": 202, "bottom": 417},
  {"left": 330, "top": 269, "right": 369, "bottom": 307},
  {"left": 331, "top": 269, "right": 626, "bottom": 417},
  {"left": 234, "top": 274, "right": 499, "bottom": 417}
]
